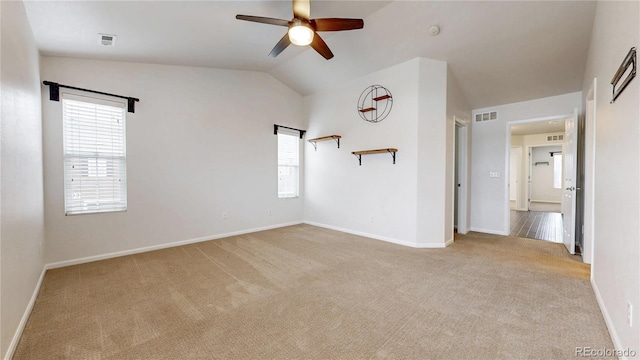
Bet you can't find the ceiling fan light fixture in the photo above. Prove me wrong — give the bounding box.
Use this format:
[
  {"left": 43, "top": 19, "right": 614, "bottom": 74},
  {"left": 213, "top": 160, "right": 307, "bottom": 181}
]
[
  {"left": 235, "top": 0, "right": 363, "bottom": 59},
  {"left": 288, "top": 22, "right": 314, "bottom": 46}
]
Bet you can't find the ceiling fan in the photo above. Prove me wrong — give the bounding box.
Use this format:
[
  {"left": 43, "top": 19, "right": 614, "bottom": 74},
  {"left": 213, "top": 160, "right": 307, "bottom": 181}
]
[{"left": 236, "top": 0, "right": 364, "bottom": 60}]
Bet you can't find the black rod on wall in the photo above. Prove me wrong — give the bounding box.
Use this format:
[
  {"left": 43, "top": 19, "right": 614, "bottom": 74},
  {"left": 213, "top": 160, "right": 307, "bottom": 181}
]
[
  {"left": 274, "top": 124, "right": 306, "bottom": 139},
  {"left": 42, "top": 81, "right": 140, "bottom": 113}
]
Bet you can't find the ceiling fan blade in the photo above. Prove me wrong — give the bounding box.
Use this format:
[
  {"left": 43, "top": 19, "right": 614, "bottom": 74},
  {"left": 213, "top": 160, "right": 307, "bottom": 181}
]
[
  {"left": 311, "top": 18, "right": 364, "bottom": 32},
  {"left": 310, "top": 33, "right": 334, "bottom": 60},
  {"left": 269, "top": 33, "right": 292, "bottom": 57},
  {"left": 292, "top": 0, "right": 310, "bottom": 20},
  {"left": 236, "top": 15, "right": 290, "bottom": 27}
]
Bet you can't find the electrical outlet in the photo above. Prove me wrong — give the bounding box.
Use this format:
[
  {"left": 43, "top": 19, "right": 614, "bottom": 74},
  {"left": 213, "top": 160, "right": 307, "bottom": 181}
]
[
  {"left": 268, "top": 209, "right": 272, "bottom": 216},
  {"left": 370, "top": 216, "right": 374, "bottom": 223},
  {"left": 628, "top": 301, "right": 633, "bottom": 327},
  {"left": 489, "top": 171, "right": 500, "bottom": 178},
  {"left": 222, "top": 211, "right": 228, "bottom": 220}
]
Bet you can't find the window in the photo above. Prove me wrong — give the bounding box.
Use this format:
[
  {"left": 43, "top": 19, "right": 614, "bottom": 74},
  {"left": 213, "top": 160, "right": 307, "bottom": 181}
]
[
  {"left": 553, "top": 154, "right": 563, "bottom": 189},
  {"left": 277, "top": 129, "right": 300, "bottom": 198},
  {"left": 63, "top": 94, "right": 127, "bottom": 215}
]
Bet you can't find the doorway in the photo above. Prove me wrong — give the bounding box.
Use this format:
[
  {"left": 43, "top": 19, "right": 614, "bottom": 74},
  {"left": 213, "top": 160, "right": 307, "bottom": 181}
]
[
  {"left": 529, "top": 145, "right": 563, "bottom": 212},
  {"left": 454, "top": 118, "right": 469, "bottom": 234},
  {"left": 508, "top": 116, "right": 568, "bottom": 243}
]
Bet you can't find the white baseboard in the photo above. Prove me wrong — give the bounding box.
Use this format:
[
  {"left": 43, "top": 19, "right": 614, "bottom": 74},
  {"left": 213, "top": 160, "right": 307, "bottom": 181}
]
[
  {"left": 590, "top": 278, "right": 628, "bottom": 359},
  {"left": 4, "top": 266, "right": 47, "bottom": 360},
  {"left": 445, "top": 237, "right": 454, "bottom": 247},
  {"left": 456, "top": 227, "right": 469, "bottom": 235},
  {"left": 415, "top": 242, "right": 448, "bottom": 249},
  {"left": 468, "top": 227, "right": 509, "bottom": 236},
  {"left": 304, "top": 221, "right": 448, "bottom": 249},
  {"left": 46, "top": 221, "right": 303, "bottom": 269}
]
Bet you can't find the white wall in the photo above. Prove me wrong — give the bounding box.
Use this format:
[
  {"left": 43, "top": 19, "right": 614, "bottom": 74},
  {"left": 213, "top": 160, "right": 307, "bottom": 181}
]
[
  {"left": 509, "top": 148, "right": 519, "bottom": 201},
  {"left": 444, "top": 66, "right": 471, "bottom": 238},
  {"left": 530, "top": 145, "right": 562, "bottom": 202},
  {"left": 417, "top": 58, "right": 449, "bottom": 246},
  {"left": 304, "top": 57, "right": 460, "bottom": 247},
  {"left": 581, "top": 0, "right": 639, "bottom": 353},
  {"left": 470, "top": 92, "right": 582, "bottom": 234},
  {"left": 511, "top": 135, "right": 524, "bottom": 147},
  {"left": 510, "top": 137, "right": 524, "bottom": 209},
  {"left": 303, "top": 59, "right": 420, "bottom": 246},
  {"left": 41, "top": 57, "right": 304, "bottom": 264},
  {"left": 511, "top": 132, "right": 565, "bottom": 210},
  {"left": 0, "top": 1, "right": 45, "bottom": 357}
]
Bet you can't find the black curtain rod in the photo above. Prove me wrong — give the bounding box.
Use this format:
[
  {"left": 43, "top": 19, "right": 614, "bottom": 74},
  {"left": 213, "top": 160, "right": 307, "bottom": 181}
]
[
  {"left": 274, "top": 124, "right": 306, "bottom": 139},
  {"left": 42, "top": 81, "right": 140, "bottom": 113}
]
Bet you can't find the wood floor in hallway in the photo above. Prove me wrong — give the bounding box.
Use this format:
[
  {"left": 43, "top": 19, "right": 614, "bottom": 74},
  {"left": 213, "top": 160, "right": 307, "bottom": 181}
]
[{"left": 510, "top": 210, "right": 563, "bottom": 243}]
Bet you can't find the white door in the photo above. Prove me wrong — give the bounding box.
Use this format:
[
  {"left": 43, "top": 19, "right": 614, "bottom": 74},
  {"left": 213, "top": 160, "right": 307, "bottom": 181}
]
[
  {"left": 562, "top": 108, "right": 579, "bottom": 254},
  {"left": 527, "top": 150, "right": 533, "bottom": 211},
  {"left": 455, "top": 122, "right": 469, "bottom": 234}
]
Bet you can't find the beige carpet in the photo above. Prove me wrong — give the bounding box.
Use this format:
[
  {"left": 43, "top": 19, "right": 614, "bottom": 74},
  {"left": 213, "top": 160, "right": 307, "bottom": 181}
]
[{"left": 14, "top": 225, "right": 612, "bottom": 359}]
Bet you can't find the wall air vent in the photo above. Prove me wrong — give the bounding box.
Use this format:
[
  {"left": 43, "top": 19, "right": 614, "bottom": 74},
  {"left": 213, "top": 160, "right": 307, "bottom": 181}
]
[
  {"left": 546, "top": 134, "right": 564, "bottom": 142},
  {"left": 99, "top": 34, "right": 117, "bottom": 47},
  {"left": 474, "top": 111, "right": 498, "bottom": 122}
]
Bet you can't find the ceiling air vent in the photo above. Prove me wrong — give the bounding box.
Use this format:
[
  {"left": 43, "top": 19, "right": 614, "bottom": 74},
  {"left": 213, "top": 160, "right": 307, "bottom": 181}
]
[
  {"left": 547, "top": 134, "right": 564, "bottom": 142},
  {"left": 474, "top": 111, "right": 498, "bottom": 122},
  {"left": 99, "top": 34, "right": 117, "bottom": 47}
]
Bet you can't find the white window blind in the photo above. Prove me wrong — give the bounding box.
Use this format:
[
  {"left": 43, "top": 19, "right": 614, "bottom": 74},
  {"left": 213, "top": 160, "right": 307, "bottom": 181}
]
[
  {"left": 63, "top": 94, "right": 127, "bottom": 215},
  {"left": 277, "top": 129, "right": 299, "bottom": 198}
]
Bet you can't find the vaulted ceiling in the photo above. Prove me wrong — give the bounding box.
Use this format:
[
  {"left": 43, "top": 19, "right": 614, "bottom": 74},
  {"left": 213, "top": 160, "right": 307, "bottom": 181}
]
[{"left": 23, "top": 1, "right": 597, "bottom": 109}]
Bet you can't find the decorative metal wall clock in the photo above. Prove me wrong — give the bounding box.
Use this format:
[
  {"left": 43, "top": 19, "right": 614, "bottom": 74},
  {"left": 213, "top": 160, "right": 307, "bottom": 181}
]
[{"left": 357, "top": 85, "right": 393, "bottom": 123}]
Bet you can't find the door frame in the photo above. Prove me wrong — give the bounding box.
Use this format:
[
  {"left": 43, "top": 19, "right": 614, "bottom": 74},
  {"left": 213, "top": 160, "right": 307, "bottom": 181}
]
[
  {"left": 583, "top": 78, "right": 597, "bottom": 265},
  {"left": 455, "top": 117, "right": 470, "bottom": 234},
  {"left": 504, "top": 113, "right": 572, "bottom": 235},
  {"left": 526, "top": 143, "right": 564, "bottom": 210}
]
